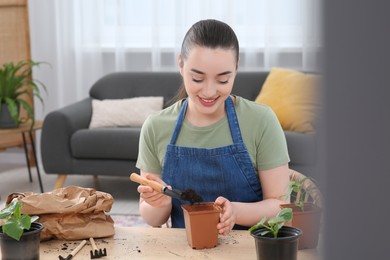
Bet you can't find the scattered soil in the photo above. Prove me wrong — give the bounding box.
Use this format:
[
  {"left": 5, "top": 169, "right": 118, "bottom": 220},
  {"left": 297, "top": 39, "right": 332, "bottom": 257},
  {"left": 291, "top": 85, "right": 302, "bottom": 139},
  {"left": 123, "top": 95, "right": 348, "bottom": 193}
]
[{"left": 61, "top": 243, "right": 68, "bottom": 250}]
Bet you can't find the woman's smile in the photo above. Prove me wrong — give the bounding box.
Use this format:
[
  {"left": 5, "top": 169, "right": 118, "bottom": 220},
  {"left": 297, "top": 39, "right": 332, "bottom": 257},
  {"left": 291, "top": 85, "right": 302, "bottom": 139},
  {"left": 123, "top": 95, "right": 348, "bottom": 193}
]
[{"left": 198, "top": 96, "right": 219, "bottom": 107}]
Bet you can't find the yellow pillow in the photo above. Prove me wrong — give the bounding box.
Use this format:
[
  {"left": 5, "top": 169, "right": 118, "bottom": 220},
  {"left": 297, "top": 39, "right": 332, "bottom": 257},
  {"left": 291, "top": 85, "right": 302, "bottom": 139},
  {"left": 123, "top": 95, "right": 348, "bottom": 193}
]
[{"left": 255, "top": 67, "right": 319, "bottom": 134}]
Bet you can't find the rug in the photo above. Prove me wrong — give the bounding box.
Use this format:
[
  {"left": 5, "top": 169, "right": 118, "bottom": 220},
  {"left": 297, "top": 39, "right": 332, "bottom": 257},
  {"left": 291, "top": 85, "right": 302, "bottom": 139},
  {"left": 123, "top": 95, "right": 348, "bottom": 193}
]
[{"left": 110, "top": 214, "right": 149, "bottom": 227}]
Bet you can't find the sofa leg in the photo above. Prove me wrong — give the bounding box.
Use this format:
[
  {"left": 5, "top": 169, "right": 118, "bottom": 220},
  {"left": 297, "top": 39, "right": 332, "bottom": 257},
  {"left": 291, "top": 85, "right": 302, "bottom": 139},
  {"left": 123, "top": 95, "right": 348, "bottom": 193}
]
[{"left": 54, "top": 174, "right": 67, "bottom": 189}]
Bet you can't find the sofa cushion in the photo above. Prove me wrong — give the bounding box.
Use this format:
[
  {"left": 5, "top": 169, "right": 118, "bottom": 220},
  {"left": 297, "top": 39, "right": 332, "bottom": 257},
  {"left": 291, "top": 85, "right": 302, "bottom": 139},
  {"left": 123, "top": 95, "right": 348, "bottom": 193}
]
[
  {"left": 89, "top": 72, "right": 183, "bottom": 108},
  {"left": 71, "top": 128, "right": 140, "bottom": 160},
  {"left": 255, "top": 67, "right": 319, "bottom": 134},
  {"left": 89, "top": 97, "right": 163, "bottom": 128}
]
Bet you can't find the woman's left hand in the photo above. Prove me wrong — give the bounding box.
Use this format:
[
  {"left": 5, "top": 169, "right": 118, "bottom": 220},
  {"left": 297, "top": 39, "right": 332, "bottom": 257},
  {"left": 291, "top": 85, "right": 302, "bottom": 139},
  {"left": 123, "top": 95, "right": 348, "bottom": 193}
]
[{"left": 214, "top": 196, "right": 236, "bottom": 236}]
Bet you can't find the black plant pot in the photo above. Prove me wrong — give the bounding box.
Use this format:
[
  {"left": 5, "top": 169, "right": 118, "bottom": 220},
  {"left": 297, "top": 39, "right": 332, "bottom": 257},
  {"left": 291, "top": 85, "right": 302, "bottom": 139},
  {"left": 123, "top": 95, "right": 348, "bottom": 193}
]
[
  {"left": 250, "top": 226, "right": 302, "bottom": 260},
  {"left": 0, "top": 103, "right": 19, "bottom": 128},
  {"left": 0, "top": 222, "right": 43, "bottom": 260}
]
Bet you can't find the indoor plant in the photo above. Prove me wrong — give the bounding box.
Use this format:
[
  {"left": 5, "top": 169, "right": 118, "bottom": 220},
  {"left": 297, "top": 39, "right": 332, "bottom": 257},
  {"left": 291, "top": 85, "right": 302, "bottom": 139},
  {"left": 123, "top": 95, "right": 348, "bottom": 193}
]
[
  {"left": 249, "top": 208, "right": 302, "bottom": 260},
  {"left": 0, "top": 60, "right": 47, "bottom": 129},
  {"left": 0, "top": 199, "right": 43, "bottom": 260},
  {"left": 181, "top": 202, "right": 221, "bottom": 249},
  {"left": 280, "top": 172, "right": 322, "bottom": 249}
]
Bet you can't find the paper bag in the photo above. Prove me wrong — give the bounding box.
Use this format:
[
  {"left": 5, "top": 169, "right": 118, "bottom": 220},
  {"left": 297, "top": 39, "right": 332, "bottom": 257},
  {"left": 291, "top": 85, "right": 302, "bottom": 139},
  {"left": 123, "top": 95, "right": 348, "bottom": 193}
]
[{"left": 6, "top": 186, "right": 115, "bottom": 241}]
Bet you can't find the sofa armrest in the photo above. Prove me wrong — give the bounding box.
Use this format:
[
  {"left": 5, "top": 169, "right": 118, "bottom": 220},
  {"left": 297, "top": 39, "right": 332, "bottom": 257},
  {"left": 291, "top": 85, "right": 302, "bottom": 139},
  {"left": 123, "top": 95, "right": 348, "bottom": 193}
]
[{"left": 41, "top": 98, "right": 92, "bottom": 174}]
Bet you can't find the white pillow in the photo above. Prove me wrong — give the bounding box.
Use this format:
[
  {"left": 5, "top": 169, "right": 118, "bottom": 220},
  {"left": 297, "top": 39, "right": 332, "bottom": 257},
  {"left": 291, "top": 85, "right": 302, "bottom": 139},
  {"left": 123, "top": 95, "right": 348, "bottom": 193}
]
[{"left": 89, "top": 96, "right": 163, "bottom": 128}]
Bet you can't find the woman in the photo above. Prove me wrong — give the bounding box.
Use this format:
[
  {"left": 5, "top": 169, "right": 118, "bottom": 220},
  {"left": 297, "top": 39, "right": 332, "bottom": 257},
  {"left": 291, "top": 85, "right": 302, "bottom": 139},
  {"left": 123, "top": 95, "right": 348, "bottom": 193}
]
[{"left": 135, "top": 19, "right": 290, "bottom": 236}]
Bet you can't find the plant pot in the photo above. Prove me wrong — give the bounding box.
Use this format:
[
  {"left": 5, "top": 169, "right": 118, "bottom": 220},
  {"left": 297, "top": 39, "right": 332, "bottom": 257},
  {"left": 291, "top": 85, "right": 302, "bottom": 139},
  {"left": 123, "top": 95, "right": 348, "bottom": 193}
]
[
  {"left": 181, "top": 202, "right": 221, "bottom": 249},
  {"left": 0, "top": 222, "right": 43, "bottom": 260},
  {"left": 0, "top": 103, "right": 19, "bottom": 128},
  {"left": 251, "top": 226, "right": 302, "bottom": 260},
  {"left": 281, "top": 203, "right": 321, "bottom": 249}
]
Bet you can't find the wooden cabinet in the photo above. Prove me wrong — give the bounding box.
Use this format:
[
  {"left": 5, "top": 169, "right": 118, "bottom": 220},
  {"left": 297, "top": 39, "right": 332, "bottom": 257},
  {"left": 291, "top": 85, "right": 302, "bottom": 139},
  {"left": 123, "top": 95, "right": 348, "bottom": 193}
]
[{"left": 0, "top": 0, "right": 35, "bottom": 164}]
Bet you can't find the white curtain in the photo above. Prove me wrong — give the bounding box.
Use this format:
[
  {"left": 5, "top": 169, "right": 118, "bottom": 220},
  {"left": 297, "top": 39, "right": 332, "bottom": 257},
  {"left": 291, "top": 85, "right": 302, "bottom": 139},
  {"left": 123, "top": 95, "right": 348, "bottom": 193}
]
[{"left": 28, "top": 0, "right": 322, "bottom": 120}]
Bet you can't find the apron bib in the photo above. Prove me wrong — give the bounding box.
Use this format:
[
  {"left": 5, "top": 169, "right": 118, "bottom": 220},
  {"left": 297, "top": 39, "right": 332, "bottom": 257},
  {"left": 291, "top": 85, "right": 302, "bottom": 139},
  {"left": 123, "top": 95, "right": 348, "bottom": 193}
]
[{"left": 162, "top": 96, "right": 262, "bottom": 229}]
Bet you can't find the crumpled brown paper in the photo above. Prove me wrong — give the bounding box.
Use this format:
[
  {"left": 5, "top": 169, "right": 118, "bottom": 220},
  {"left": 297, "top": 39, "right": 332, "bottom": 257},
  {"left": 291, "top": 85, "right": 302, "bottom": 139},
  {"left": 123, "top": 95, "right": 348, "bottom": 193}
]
[{"left": 6, "top": 186, "right": 115, "bottom": 241}]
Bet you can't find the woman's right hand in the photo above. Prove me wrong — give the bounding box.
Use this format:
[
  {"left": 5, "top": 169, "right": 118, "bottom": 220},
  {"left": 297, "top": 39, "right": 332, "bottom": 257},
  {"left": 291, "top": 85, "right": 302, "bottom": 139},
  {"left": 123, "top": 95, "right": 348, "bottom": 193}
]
[{"left": 137, "top": 173, "right": 172, "bottom": 208}]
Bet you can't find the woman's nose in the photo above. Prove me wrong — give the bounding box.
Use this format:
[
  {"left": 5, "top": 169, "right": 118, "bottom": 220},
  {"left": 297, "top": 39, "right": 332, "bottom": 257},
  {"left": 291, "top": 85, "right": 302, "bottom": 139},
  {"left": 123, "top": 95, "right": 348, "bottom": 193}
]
[{"left": 202, "top": 81, "right": 217, "bottom": 97}]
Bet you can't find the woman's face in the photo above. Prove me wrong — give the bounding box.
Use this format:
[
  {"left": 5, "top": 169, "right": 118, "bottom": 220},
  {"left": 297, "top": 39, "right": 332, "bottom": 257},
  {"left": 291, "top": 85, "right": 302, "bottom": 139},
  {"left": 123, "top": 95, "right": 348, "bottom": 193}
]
[{"left": 179, "top": 46, "right": 237, "bottom": 120}]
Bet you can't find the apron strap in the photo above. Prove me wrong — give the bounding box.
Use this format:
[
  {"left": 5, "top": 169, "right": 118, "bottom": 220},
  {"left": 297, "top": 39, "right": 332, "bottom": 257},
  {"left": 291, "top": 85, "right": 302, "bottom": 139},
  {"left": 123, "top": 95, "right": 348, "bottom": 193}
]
[
  {"left": 225, "top": 96, "right": 244, "bottom": 144},
  {"left": 169, "top": 99, "right": 188, "bottom": 144}
]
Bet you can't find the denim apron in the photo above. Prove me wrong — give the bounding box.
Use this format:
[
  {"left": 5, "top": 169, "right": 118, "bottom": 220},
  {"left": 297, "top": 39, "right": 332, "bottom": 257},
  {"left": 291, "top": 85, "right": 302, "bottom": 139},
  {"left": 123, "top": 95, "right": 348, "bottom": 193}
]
[{"left": 162, "top": 96, "right": 262, "bottom": 229}]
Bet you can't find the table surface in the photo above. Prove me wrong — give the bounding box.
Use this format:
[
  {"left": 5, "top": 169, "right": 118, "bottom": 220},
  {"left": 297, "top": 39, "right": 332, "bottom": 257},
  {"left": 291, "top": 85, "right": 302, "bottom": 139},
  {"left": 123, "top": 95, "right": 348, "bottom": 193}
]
[
  {"left": 0, "top": 120, "right": 43, "bottom": 134},
  {"left": 32, "top": 227, "right": 320, "bottom": 260}
]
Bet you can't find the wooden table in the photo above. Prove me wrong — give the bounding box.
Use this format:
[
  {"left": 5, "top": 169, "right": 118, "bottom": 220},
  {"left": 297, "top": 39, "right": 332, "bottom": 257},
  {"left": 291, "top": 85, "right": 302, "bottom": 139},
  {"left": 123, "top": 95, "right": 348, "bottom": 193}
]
[
  {"left": 35, "top": 227, "right": 320, "bottom": 259},
  {"left": 0, "top": 120, "right": 44, "bottom": 192}
]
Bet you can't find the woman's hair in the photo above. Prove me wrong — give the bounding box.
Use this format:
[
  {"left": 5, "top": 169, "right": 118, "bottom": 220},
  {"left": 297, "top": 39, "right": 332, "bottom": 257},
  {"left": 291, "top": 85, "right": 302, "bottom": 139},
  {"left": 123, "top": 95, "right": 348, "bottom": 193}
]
[{"left": 175, "top": 19, "right": 239, "bottom": 101}]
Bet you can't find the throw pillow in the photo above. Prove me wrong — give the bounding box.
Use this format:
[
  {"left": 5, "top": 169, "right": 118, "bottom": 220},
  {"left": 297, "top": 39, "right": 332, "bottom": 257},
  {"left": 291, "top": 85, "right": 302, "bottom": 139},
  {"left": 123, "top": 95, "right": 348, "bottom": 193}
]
[
  {"left": 89, "top": 96, "right": 163, "bottom": 128},
  {"left": 255, "top": 67, "right": 319, "bottom": 133}
]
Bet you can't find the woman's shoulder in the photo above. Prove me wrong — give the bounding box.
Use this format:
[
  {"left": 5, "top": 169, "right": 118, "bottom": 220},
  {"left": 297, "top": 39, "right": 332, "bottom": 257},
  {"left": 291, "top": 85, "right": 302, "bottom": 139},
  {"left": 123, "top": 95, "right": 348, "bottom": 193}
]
[{"left": 234, "top": 96, "right": 283, "bottom": 143}]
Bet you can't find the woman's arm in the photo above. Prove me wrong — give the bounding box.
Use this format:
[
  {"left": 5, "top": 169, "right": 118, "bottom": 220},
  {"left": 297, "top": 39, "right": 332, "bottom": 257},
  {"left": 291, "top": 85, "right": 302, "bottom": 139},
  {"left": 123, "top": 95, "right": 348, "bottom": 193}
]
[
  {"left": 137, "top": 170, "right": 172, "bottom": 227},
  {"left": 215, "top": 163, "right": 290, "bottom": 235}
]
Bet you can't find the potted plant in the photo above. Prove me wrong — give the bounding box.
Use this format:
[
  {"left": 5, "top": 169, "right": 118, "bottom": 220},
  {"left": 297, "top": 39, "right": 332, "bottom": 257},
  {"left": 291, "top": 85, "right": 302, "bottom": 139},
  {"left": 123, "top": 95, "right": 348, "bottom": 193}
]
[
  {"left": 0, "top": 199, "right": 43, "bottom": 260},
  {"left": 249, "top": 208, "right": 302, "bottom": 260},
  {"left": 0, "top": 60, "right": 47, "bottom": 129},
  {"left": 181, "top": 202, "right": 222, "bottom": 249},
  {"left": 280, "top": 171, "right": 322, "bottom": 249}
]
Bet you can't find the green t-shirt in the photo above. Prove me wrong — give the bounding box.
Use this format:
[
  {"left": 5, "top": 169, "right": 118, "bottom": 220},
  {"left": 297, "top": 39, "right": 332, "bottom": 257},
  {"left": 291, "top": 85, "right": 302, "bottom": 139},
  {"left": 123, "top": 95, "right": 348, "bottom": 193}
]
[{"left": 136, "top": 96, "right": 290, "bottom": 174}]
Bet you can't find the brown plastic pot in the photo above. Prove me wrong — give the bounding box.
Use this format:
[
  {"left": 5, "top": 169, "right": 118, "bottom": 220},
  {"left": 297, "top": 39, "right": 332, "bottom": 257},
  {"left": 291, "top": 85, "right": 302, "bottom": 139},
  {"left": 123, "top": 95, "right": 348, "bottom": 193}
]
[
  {"left": 0, "top": 222, "right": 44, "bottom": 260},
  {"left": 251, "top": 226, "right": 302, "bottom": 260},
  {"left": 280, "top": 203, "right": 321, "bottom": 249},
  {"left": 181, "top": 202, "right": 221, "bottom": 249}
]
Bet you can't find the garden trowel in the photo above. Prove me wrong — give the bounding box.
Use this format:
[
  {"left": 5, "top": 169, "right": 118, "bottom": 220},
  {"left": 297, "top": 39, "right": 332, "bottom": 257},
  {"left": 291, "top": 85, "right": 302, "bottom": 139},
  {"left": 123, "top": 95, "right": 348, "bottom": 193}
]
[{"left": 130, "top": 173, "right": 203, "bottom": 204}]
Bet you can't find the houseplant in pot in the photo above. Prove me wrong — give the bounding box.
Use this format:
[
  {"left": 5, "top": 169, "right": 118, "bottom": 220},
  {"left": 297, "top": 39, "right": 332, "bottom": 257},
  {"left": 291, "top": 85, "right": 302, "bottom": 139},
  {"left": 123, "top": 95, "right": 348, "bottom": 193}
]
[
  {"left": 249, "top": 208, "right": 302, "bottom": 260},
  {"left": 0, "top": 199, "right": 43, "bottom": 260},
  {"left": 0, "top": 60, "right": 47, "bottom": 129},
  {"left": 181, "top": 202, "right": 222, "bottom": 249},
  {"left": 280, "top": 170, "right": 322, "bottom": 249}
]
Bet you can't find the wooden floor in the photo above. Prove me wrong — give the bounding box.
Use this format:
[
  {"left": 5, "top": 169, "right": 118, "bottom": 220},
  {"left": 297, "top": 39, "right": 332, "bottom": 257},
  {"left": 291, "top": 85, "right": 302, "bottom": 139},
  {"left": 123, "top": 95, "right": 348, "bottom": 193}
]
[{"left": 0, "top": 162, "right": 140, "bottom": 215}]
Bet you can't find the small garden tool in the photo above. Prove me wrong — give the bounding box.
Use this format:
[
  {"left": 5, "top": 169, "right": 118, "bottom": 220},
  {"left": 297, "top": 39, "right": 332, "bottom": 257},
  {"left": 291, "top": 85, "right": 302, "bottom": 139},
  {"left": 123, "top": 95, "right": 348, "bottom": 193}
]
[
  {"left": 130, "top": 173, "right": 203, "bottom": 204},
  {"left": 89, "top": 237, "right": 107, "bottom": 259},
  {"left": 58, "top": 239, "right": 87, "bottom": 260}
]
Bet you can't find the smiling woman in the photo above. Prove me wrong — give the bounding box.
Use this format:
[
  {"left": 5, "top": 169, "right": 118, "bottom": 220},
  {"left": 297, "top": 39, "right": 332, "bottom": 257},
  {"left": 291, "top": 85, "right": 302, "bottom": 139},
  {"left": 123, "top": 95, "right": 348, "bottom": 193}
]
[{"left": 135, "top": 19, "right": 290, "bottom": 237}]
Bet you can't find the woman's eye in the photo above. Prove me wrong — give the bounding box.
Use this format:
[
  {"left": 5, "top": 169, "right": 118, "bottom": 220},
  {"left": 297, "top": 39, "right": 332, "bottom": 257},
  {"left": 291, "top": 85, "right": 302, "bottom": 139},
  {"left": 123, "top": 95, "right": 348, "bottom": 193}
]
[
  {"left": 218, "top": 80, "right": 229, "bottom": 84},
  {"left": 192, "top": 78, "right": 203, "bottom": 83}
]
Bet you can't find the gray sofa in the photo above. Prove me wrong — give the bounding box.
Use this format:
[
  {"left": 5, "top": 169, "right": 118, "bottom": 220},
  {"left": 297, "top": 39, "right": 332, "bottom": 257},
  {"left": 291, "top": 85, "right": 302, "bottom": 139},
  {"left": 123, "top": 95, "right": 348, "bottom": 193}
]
[{"left": 41, "top": 71, "right": 317, "bottom": 188}]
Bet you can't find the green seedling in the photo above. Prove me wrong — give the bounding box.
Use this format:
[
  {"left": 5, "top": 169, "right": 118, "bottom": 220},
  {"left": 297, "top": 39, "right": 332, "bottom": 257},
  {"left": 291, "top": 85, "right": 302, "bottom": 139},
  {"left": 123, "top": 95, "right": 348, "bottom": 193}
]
[
  {"left": 286, "top": 176, "right": 319, "bottom": 212},
  {"left": 0, "top": 199, "right": 39, "bottom": 241},
  {"left": 249, "top": 207, "right": 293, "bottom": 238}
]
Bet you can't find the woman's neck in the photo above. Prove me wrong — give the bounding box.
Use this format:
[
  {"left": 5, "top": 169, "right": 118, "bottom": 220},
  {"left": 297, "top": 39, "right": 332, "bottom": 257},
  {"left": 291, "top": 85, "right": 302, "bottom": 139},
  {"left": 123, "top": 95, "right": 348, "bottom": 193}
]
[
  {"left": 186, "top": 109, "right": 225, "bottom": 127},
  {"left": 185, "top": 96, "right": 235, "bottom": 127}
]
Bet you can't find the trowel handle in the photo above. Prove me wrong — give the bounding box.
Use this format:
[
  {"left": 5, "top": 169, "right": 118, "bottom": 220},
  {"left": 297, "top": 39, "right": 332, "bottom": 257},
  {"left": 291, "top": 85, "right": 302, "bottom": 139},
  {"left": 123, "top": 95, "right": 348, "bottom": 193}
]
[
  {"left": 130, "top": 173, "right": 164, "bottom": 192},
  {"left": 71, "top": 240, "right": 87, "bottom": 256}
]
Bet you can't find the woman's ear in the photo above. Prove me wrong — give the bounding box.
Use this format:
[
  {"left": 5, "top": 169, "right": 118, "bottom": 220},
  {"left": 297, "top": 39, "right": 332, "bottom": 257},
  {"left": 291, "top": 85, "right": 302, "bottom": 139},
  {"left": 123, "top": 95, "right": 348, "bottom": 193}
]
[{"left": 178, "top": 55, "right": 184, "bottom": 76}]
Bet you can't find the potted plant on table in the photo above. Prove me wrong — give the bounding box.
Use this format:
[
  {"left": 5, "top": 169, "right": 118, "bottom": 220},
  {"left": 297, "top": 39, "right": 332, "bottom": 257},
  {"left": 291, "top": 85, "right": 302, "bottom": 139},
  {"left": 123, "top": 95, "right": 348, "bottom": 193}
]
[
  {"left": 0, "top": 60, "right": 48, "bottom": 129},
  {"left": 249, "top": 208, "right": 302, "bottom": 260},
  {"left": 280, "top": 170, "right": 322, "bottom": 249},
  {"left": 0, "top": 199, "right": 43, "bottom": 260}
]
